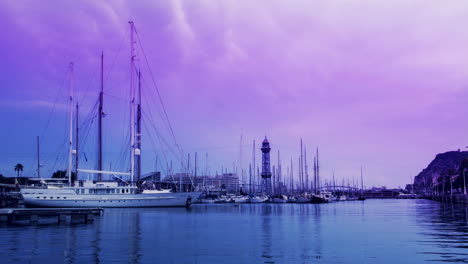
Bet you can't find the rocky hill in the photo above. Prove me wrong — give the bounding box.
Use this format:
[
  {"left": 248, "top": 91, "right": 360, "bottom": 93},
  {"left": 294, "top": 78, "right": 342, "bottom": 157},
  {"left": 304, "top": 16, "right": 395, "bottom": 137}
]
[{"left": 414, "top": 151, "right": 468, "bottom": 192}]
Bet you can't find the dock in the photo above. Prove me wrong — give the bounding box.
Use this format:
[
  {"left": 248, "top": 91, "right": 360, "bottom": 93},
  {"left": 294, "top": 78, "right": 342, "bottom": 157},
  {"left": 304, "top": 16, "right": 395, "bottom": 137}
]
[{"left": 0, "top": 208, "right": 103, "bottom": 224}]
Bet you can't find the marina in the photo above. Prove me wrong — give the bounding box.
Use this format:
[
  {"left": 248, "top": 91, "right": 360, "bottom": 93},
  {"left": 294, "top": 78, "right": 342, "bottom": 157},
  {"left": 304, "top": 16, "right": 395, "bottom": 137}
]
[
  {"left": 1, "top": 199, "right": 467, "bottom": 263},
  {"left": 1, "top": 1, "right": 468, "bottom": 263}
]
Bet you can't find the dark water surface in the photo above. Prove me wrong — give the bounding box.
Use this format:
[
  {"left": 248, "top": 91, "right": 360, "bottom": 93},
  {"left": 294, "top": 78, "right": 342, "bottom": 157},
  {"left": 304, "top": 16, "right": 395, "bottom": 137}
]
[{"left": 1, "top": 199, "right": 468, "bottom": 263}]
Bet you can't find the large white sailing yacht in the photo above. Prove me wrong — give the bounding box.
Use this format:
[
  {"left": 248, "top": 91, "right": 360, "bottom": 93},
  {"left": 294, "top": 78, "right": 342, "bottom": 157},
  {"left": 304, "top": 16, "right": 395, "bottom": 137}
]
[{"left": 21, "top": 21, "right": 201, "bottom": 207}]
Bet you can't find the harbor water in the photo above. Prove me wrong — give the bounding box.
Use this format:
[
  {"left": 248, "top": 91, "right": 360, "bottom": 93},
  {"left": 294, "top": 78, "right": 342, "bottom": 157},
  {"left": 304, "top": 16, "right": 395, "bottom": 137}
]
[{"left": 1, "top": 199, "right": 467, "bottom": 263}]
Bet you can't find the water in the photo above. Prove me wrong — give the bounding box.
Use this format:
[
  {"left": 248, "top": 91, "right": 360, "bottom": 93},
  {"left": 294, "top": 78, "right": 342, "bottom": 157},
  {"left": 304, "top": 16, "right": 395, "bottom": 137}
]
[{"left": 1, "top": 199, "right": 468, "bottom": 263}]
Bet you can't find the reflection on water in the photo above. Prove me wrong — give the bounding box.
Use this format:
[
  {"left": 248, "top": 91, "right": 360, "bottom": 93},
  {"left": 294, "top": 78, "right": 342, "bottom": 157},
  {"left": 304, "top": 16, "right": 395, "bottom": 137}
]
[
  {"left": 415, "top": 201, "right": 468, "bottom": 262},
  {"left": 1, "top": 200, "right": 468, "bottom": 263}
]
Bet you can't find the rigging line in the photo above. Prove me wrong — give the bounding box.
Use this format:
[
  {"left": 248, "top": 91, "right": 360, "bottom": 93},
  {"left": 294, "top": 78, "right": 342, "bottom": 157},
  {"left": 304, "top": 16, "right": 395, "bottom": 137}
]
[
  {"left": 140, "top": 75, "right": 174, "bottom": 138},
  {"left": 140, "top": 77, "right": 186, "bottom": 167},
  {"left": 142, "top": 120, "right": 171, "bottom": 173},
  {"left": 141, "top": 82, "right": 174, "bottom": 150},
  {"left": 104, "top": 30, "right": 127, "bottom": 84},
  {"left": 39, "top": 66, "right": 69, "bottom": 146},
  {"left": 102, "top": 92, "right": 127, "bottom": 102},
  {"left": 142, "top": 114, "right": 187, "bottom": 175},
  {"left": 142, "top": 118, "right": 178, "bottom": 168},
  {"left": 77, "top": 98, "right": 99, "bottom": 150},
  {"left": 142, "top": 109, "right": 182, "bottom": 165},
  {"left": 78, "top": 66, "right": 98, "bottom": 104},
  {"left": 115, "top": 123, "right": 131, "bottom": 173},
  {"left": 134, "top": 28, "right": 181, "bottom": 153}
]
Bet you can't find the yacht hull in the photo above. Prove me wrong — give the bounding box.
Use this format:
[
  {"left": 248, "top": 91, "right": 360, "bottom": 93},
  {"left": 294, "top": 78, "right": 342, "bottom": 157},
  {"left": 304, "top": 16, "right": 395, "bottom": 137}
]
[{"left": 21, "top": 189, "right": 201, "bottom": 208}]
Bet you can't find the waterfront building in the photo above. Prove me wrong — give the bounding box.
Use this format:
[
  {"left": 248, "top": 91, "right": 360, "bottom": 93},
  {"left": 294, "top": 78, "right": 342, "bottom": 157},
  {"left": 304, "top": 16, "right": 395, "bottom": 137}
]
[{"left": 162, "top": 173, "right": 240, "bottom": 192}]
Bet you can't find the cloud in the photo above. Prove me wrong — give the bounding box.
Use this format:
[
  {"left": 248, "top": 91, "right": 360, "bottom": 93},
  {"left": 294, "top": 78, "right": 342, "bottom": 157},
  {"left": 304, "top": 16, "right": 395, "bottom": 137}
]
[{"left": 2, "top": 0, "right": 468, "bottom": 186}]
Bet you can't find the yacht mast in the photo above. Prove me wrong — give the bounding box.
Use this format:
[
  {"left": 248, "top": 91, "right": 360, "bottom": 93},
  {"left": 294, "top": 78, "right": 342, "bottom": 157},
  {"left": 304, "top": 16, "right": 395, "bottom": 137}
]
[
  {"left": 136, "top": 70, "right": 142, "bottom": 184},
  {"left": 360, "top": 166, "right": 364, "bottom": 192},
  {"left": 67, "top": 62, "right": 74, "bottom": 185},
  {"left": 316, "top": 147, "right": 320, "bottom": 192},
  {"left": 249, "top": 163, "right": 252, "bottom": 194},
  {"left": 252, "top": 140, "right": 255, "bottom": 193},
  {"left": 304, "top": 146, "right": 308, "bottom": 192},
  {"left": 129, "top": 21, "right": 136, "bottom": 184},
  {"left": 300, "top": 138, "right": 303, "bottom": 192},
  {"left": 75, "top": 103, "right": 79, "bottom": 180},
  {"left": 98, "top": 52, "right": 104, "bottom": 181},
  {"left": 36, "top": 136, "right": 40, "bottom": 178},
  {"left": 313, "top": 156, "right": 317, "bottom": 193}
]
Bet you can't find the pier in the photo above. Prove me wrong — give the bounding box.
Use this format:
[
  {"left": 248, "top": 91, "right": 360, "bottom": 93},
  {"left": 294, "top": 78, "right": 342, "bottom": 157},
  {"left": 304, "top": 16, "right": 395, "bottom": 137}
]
[{"left": 0, "top": 208, "right": 103, "bottom": 225}]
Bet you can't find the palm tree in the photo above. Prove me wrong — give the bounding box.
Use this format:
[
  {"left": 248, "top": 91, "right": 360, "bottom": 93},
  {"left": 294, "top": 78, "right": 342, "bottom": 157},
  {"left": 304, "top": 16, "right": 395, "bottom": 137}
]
[{"left": 14, "top": 163, "right": 24, "bottom": 177}]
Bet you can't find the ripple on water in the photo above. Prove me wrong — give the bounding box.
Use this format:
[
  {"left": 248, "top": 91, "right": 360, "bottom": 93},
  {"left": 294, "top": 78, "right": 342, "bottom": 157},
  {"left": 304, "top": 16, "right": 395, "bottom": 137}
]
[{"left": 1, "top": 200, "right": 468, "bottom": 263}]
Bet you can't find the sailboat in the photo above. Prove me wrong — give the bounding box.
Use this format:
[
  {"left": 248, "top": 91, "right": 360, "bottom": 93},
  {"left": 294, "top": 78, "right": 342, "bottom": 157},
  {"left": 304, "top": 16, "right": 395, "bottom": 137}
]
[{"left": 20, "top": 21, "right": 201, "bottom": 208}]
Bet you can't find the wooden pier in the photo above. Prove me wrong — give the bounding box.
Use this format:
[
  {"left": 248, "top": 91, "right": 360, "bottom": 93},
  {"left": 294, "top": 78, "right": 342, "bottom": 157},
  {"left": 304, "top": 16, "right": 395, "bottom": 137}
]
[{"left": 0, "top": 208, "right": 103, "bottom": 224}]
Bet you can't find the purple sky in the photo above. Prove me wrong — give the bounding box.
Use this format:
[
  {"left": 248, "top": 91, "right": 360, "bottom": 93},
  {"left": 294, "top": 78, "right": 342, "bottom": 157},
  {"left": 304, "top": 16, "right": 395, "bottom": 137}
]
[{"left": 1, "top": 0, "right": 468, "bottom": 188}]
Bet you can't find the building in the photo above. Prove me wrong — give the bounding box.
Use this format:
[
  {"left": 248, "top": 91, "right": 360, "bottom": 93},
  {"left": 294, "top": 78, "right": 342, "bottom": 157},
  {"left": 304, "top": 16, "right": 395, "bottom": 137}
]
[{"left": 162, "top": 173, "right": 240, "bottom": 192}]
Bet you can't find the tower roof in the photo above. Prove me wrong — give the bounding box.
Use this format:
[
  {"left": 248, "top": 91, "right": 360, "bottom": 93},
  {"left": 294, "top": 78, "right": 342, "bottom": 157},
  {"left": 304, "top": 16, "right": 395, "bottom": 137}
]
[{"left": 261, "top": 136, "right": 270, "bottom": 149}]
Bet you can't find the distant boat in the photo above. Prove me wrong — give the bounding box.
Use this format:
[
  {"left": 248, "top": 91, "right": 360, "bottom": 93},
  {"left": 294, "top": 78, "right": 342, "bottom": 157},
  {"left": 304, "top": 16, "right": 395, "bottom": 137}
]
[
  {"left": 318, "top": 191, "right": 335, "bottom": 202},
  {"left": 200, "top": 198, "right": 216, "bottom": 204},
  {"left": 271, "top": 195, "right": 288, "bottom": 203},
  {"left": 233, "top": 196, "right": 249, "bottom": 203},
  {"left": 295, "top": 196, "right": 311, "bottom": 203},
  {"left": 249, "top": 195, "right": 268, "bottom": 203},
  {"left": 397, "top": 193, "right": 419, "bottom": 199}
]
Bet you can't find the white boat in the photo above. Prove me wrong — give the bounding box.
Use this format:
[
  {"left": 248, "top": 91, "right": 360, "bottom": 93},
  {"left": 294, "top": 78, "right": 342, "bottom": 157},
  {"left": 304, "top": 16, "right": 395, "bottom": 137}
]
[
  {"left": 200, "top": 198, "right": 216, "bottom": 203},
  {"left": 233, "top": 196, "right": 249, "bottom": 203},
  {"left": 21, "top": 182, "right": 201, "bottom": 208},
  {"left": 319, "top": 191, "right": 335, "bottom": 202},
  {"left": 272, "top": 195, "right": 288, "bottom": 203},
  {"left": 295, "top": 196, "right": 311, "bottom": 203},
  {"left": 20, "top": 22, "right": 202, "bottom": 208},
  {"left": 215, "top": 196, "right": 230, "bottom": 203},
  {"left": 339, "top": 195, "right": 347, "bottom": 201},
  {"left": 397, "top": 193, "right": 419, "bottom": 199},
  {"left": 142, "top": 189, "right": 172, "bottom": 194},
  {"left": 249, "top": 196, "right": 268, "bottom": 203}
]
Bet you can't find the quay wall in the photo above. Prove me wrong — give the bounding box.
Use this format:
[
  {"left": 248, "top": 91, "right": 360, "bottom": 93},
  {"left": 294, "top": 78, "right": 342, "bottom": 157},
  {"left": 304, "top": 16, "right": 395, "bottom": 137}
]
[{"left": 425, "top": 194, "right": 468, "bottom": 204}]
